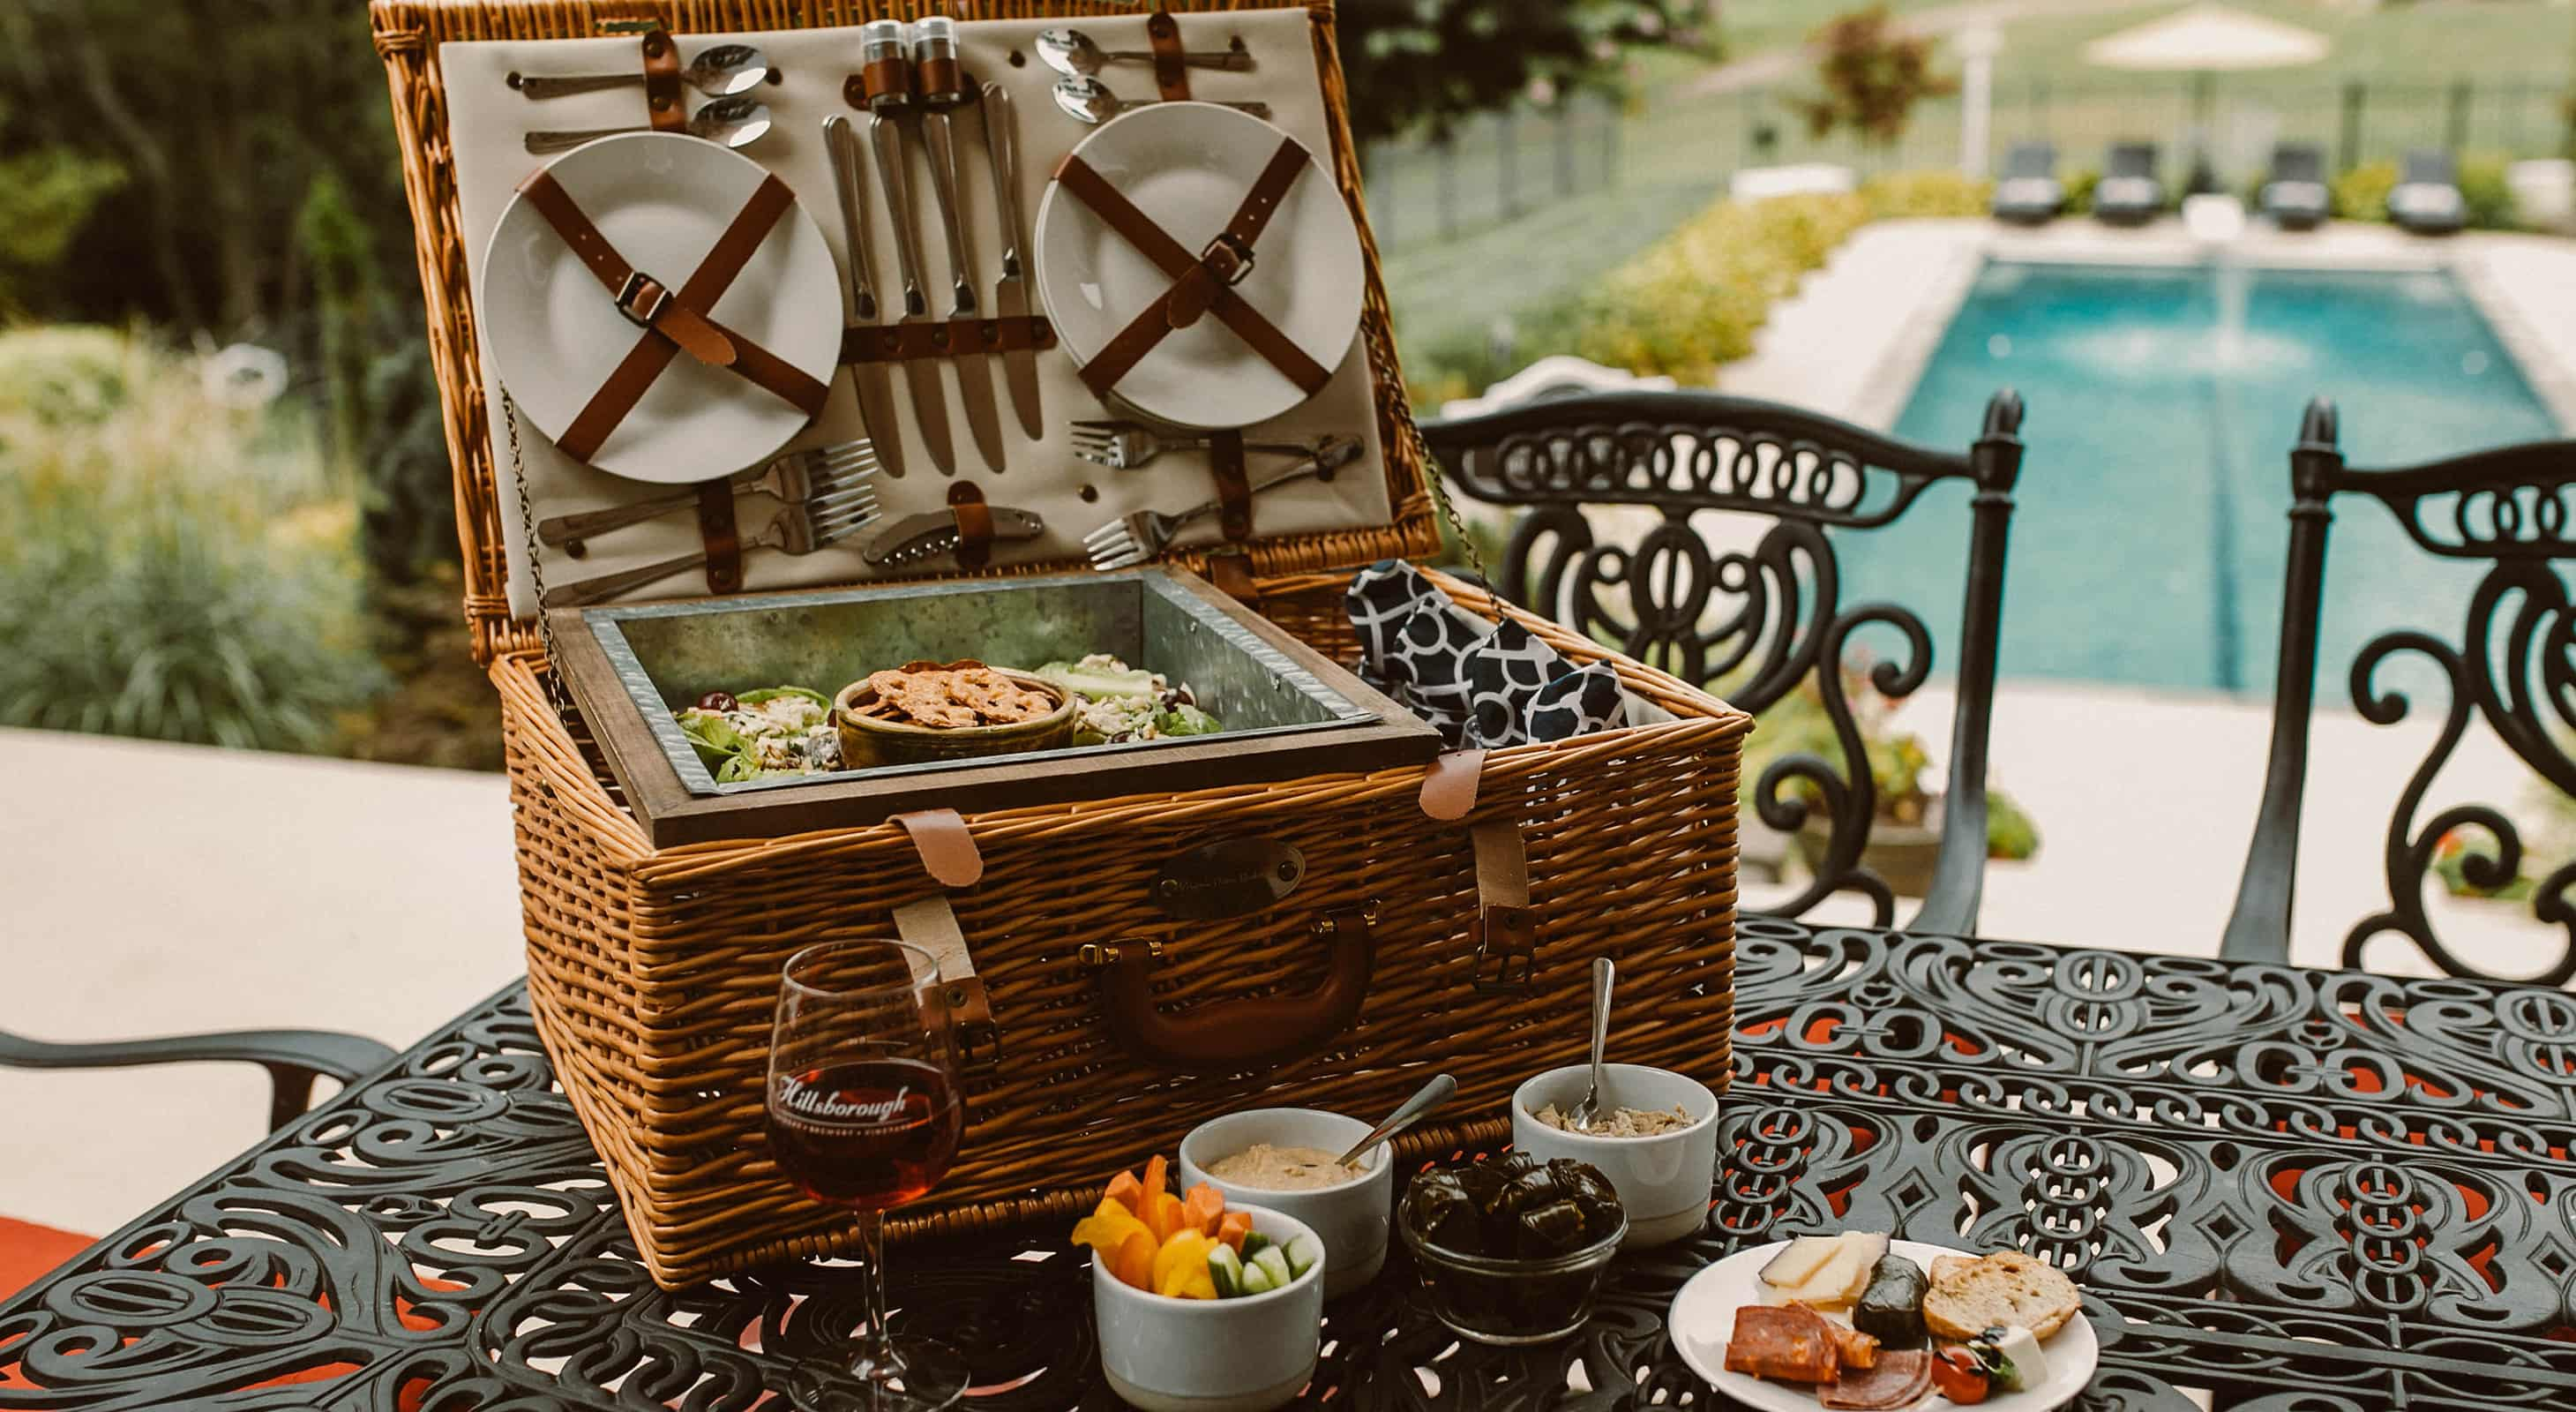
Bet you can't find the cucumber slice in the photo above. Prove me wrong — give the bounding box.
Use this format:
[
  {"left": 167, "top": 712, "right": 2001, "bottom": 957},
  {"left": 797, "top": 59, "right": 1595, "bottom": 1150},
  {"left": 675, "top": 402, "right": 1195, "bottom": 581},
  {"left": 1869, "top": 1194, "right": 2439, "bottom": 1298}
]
[
  {"left": 1237, "top": 1259, "right": 1276, "bottom": 1296},
  {"left": 1284, "top": 1234, "right": 1323, "bottom": 1280},
  {"left": 1208, "top": 1244, "right": 1246, "bottom": 1299},
  {"left": 1239, "top": 1233, "right": 1271, "bottom": 1259},
  {"left": 1251, "top": 1245, "right": 1294, "bottom": 1289}
]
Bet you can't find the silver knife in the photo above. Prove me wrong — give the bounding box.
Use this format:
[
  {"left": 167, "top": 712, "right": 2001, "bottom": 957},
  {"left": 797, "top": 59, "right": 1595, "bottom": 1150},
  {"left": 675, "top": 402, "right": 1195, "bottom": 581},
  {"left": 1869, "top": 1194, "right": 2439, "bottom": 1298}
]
[
  {"left": 981, "top": 82, "right": 1045, "bottom": 441},
  {"left": 871, "top": 109, "right": 956, "bottom": 477},
  {"left": 823, "top": 115, "right": 905, "bottom": 480},
  {"left": 913, "top": 19, "right": 1006, "bottom": 474},
  {"left": 863, "top": 506, "right": 1046, "bottom": 567}
]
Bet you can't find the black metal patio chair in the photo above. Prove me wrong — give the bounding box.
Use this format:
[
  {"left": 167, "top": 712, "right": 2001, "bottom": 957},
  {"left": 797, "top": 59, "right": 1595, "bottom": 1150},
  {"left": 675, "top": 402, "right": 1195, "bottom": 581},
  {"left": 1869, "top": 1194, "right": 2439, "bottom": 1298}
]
[
  {"left": 0, "top": 1024, "right": 397, "bottom": 1133},
  {"left": 2222, "top": 399, "right": 2576, "bottom": 984},
  {"left": 1419, "top": 387, "right": 2026, "bottom": 932}
]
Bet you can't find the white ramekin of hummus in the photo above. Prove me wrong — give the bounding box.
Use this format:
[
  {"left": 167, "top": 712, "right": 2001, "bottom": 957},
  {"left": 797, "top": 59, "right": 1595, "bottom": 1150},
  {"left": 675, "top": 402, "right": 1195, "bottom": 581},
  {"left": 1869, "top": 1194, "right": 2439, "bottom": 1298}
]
[{"left": 1180, "top": 1108, "right": 1391, "bottom": 1297}]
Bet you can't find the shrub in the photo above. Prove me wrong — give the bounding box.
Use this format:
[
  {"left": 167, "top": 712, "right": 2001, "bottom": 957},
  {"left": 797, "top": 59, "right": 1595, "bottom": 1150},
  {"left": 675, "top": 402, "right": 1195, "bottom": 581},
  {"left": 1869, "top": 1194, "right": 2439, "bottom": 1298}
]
[
  {"left": 2459, "top": 151, "right": 2516, "bottom": 229},
  {"left": 2062, "top": 165, "right": 2099, "bottom": 215},
  {"left": 2333, "top": 161, "right": 2398, "bottom": 222},
  {"left": 1863, "top": 170, "right": 1994, "bottom": 219},
  {"left": 1563, "top": 190, "right": 1871, "bottom": 380},
  {"left": 0, "top": 326, "right": 386, "bottom": 751}
]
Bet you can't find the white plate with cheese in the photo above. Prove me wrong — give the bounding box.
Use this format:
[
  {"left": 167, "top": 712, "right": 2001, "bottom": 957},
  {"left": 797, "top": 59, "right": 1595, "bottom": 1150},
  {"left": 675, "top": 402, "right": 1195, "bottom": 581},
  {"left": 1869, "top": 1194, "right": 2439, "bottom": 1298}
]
[{"left": 1667, "top": 1235, "right": 2099, "bottom": 1410}]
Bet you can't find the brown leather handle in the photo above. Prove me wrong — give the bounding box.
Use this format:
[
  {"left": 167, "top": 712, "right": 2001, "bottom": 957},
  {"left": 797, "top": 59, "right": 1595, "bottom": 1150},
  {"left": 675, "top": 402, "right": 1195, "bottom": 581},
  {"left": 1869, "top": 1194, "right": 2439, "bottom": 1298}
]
[{"left": 1095, "top": 909, "right": 1373, "bottom": 1070}]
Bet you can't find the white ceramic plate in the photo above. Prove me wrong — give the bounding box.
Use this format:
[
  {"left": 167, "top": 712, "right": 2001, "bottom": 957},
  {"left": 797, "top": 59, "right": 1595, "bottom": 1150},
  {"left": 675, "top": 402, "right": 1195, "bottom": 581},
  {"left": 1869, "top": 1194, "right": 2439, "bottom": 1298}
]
[
  {"left": 478, "top": 132, "right": 841, "bottom": 484},
  {"left": 1033, "top": 102, "right": 1361, "bottom": 431},
  {"left": 1668, "top": 1239, "right": 2100, "bottom": 1411}
]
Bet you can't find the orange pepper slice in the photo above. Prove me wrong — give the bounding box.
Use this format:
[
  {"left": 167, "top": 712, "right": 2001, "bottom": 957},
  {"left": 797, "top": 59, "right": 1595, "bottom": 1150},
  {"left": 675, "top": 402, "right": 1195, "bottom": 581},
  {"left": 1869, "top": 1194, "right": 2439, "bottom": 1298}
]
[
  {"left": 1112, "top": 1228, "right": 1157, "bottom": 1289},
  {"left": 1180, "top": 1183, "right": 1227, "bottom": 1237},
  {"left": 1144, "top": 1192, "right": 1186, "bottom": 1243},
  {"left": 1215, "top": 1209, "right": 1253, "bottom": 1252},
  {"left": 1142, "top": 1154, "right": 1168, "bottom": 1214}
]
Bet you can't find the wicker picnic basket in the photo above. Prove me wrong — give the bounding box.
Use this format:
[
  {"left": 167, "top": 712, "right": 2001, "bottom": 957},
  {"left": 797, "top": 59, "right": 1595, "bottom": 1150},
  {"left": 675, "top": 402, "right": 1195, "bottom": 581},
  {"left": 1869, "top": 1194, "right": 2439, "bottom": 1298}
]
[{"left": 374, "top": 0, "right": 1752, "bottom": 1288}]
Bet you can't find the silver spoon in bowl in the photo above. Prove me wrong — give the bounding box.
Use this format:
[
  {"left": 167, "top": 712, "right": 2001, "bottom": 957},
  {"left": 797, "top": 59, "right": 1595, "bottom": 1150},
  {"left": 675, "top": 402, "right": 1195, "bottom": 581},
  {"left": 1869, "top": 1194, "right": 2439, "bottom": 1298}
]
[
  {"left": 517, "top": 42, "right": 771, "bottom": 100},
  {"left": 1051, "top": 76, "right": 1270, "bottom": 125},
  {"left": 524, "top": 95, "right": 773, "bottom": 156},
  {"left": 1566, "top": 957, "right": 1615, "bottom": 1133},
  {"left": 1334, "top": 1073, "right": 1457, "bottom": 1169},
  {"left": 1035, "top": 26, "right": 1253, "bottom": 77}
]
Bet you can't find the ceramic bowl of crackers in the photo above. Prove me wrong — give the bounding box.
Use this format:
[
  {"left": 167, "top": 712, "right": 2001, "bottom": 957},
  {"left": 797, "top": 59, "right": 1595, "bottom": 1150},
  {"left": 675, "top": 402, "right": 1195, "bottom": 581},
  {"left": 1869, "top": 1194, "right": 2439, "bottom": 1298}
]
[{"left": 833, "top": 660, "right": 1077, "bottom": 769}]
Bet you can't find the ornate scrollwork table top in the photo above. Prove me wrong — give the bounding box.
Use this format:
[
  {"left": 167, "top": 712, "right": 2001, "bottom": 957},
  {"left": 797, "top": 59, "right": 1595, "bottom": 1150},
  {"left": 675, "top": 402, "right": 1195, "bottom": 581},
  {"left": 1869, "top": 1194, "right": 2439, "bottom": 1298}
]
[{"left": 6, "top": 920, "right": 2575, "bottom": 1411}]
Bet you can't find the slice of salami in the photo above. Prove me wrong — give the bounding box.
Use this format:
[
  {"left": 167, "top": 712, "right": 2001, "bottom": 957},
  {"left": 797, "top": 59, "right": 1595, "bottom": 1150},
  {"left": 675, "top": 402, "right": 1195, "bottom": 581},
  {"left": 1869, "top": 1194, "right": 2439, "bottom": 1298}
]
[{"left": 1817, "top": 1349, "right": 1934, "bottom": 1410}]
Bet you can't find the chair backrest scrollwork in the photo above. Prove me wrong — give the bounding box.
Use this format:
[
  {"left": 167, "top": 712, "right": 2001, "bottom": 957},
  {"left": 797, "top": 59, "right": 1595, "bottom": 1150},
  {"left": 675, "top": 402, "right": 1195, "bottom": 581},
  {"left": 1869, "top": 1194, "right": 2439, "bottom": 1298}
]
[
  {"left": 2224, "top": 397, "right": 2576, "bottom": 983},
  {"left": 1421, "top": 388, "right": 2025, "bottom": 932}
]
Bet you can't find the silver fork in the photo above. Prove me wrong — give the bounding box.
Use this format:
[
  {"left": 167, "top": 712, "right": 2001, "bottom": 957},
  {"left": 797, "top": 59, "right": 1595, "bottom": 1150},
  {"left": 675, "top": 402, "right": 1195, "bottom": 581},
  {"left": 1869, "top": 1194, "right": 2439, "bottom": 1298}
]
[
  {"left": 544, "top": 484, "right": 885, "bottom": 607},
  {"left": 537, "top": 440, "right": 879, "bottom": 548},
  {"left": 1083, "top": 436, "right": 1363, "bottom": 571},
  {"left": 1068, "top": 421, "right": 1317, "bottom": 472}
]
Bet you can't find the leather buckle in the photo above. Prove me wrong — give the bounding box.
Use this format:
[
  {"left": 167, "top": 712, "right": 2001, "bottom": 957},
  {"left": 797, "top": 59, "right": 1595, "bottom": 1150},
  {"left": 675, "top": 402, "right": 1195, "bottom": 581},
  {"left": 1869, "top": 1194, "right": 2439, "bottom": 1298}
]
[
  {"left": 936, "top": 975, "right": 1001, "bottom": 1069},
  {"left": 614, "top": 270, "right": 673, "bottom": 328},
  {"left": 1199, "top": 231, "right": 1257, "bottom": 287},
  {"left": 1472, "top": 904, "right": 1537, "bottom": 990}
]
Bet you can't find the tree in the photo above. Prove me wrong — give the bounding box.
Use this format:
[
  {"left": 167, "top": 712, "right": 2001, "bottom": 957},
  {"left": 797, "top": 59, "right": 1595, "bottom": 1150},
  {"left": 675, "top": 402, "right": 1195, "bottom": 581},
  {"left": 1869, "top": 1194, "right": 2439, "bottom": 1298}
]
[
  {"left": 1794, "top": 5, "right": 1958, "bottom": 147},
  {"left": 1335, "top": 0, "right": 1711, "bottom": 145}
]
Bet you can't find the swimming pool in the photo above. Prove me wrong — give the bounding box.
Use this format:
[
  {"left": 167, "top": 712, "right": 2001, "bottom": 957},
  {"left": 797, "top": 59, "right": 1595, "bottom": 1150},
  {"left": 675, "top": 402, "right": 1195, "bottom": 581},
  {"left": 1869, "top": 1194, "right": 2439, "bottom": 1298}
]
[{"left": 1860, "top": 260, "right": 2562, "bottom": 695}]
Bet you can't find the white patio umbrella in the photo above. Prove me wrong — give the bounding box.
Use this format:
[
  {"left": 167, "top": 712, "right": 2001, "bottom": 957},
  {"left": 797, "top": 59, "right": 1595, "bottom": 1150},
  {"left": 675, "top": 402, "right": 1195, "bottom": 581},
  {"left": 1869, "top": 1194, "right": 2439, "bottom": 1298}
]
[{"left": 2084, "top": 3, "right": 2331, "bottom": 190}]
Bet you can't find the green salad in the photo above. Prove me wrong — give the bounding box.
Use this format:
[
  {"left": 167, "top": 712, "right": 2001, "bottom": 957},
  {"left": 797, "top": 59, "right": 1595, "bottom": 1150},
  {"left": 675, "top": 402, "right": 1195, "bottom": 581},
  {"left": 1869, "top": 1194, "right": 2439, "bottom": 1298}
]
[
  {"left": 678, "top": 686, "right": 838, "bottom": 783},
  {"left": 1036, "top": 654, "right": 1222, "bottom": 747}
]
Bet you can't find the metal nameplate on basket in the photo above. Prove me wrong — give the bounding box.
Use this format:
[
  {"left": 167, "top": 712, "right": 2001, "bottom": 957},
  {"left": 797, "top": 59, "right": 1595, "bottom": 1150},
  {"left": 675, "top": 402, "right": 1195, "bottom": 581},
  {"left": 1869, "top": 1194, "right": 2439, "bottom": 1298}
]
[{"left": 1151, "top": 837, "right": 1304, "bottom": 920}]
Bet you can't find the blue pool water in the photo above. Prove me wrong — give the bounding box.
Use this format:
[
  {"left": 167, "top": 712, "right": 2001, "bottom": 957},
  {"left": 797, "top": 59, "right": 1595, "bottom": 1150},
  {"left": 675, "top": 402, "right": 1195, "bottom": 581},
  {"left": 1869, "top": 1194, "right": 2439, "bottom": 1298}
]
[{"left": 1862, "top": 261, "right": 2561, "bottom": 695}]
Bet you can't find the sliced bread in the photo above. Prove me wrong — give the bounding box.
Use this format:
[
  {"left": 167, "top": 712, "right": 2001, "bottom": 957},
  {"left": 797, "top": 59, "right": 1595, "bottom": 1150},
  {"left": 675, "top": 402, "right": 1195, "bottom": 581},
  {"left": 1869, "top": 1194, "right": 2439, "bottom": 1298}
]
[{"left": 1921, "top": 1251, "right": 2080, "bottom": 1341}]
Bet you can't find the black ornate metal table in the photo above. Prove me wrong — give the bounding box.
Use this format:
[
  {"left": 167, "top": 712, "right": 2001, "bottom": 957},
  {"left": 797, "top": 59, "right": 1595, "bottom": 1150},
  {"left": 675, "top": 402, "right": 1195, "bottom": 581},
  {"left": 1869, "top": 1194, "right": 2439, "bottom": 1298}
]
[{"left": 8, "top": 919, "right": 2576, "bottom": 1411}]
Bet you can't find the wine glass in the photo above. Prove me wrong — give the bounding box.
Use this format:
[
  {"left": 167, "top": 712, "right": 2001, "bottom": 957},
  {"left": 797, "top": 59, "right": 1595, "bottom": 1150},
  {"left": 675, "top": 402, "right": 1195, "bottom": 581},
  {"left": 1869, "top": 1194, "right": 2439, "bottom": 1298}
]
[{"left": 768, "top": 940, "right": 970, "bottom": 1411}]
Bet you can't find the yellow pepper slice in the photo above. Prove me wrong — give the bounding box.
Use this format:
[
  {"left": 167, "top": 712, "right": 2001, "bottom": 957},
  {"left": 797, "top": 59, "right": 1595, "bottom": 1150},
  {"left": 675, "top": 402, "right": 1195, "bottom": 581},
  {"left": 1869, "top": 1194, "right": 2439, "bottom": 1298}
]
[{"left": 1151, "top": 1230, "right": 1217, "bottom": 1299}]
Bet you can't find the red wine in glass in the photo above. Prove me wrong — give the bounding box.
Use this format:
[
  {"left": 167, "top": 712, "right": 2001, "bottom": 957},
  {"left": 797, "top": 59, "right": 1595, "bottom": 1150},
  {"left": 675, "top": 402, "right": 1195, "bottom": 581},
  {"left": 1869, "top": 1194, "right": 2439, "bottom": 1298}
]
[
  {"left": 767, "top": 940, "right": 970, "bottom": 1411},
  {"left": 768, "top": 1057, "right": 965, "bottom": 1208}
]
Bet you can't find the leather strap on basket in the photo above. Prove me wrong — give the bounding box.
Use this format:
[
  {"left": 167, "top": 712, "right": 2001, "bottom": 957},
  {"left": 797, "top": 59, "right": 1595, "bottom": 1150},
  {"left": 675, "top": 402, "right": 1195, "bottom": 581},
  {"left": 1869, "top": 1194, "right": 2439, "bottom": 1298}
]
[
  {"left": 946, "top": 482, "right": 995, "bottom": 570},
  {"left": 1469, "top": 819, "right": 1537, "bottom": 988},
  {"left": 894, "top": 808, "right": 984, "bottom": 888},
  {"left": 891, "top": 893, "right": 1000, "bottom": 1066},
  {"left": 640, "top": 30, "right": 686, "bottom": 131},
  {"left": 1207, "top": 429, "right": 1253, "bottom": 541},
  {"left": 1145, "top": 11, "right": 1192, "bottom": 101},
  {"left": 693, "top": 479, "right": 742, "bottom": 593},
  {"left": 516, "top": 169, "right": 830, "bottom": 465},
  {"left": 1419, "top": 747, "right": 1485, "bottom": 822},
  {"left": 1052, "top": 143, "right": 1329, "bottom": 402}
]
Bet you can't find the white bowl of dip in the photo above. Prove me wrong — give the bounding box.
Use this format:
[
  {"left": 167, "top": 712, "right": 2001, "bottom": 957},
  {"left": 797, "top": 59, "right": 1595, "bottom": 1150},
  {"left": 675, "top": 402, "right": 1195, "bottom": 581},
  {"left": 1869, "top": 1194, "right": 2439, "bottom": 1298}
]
[
  {"left": 1511, "top": 1063, "right": 1719, "bottom": 1249},
  {"left": 1180, "top": 1107, "right": 1390, "bottom": 1297}
]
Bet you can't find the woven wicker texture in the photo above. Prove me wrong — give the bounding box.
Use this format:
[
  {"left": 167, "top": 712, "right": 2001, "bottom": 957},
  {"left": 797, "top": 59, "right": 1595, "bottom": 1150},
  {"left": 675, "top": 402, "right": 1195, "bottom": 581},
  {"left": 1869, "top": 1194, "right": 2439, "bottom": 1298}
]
[
  {"left": 376, "top": 0, "right": 1749, "bottom": 1290},
  {"left": 371, "top": 0, "right": 1438, "bottom": 666},
  {"left": 499, "top": 572, "right": 1747, "bottom": 1287}
]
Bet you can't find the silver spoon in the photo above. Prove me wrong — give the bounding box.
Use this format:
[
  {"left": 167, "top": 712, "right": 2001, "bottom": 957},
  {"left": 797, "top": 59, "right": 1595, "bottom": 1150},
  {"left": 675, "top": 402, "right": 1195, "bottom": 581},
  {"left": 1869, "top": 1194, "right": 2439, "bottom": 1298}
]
[
  {"left": 1051, "top": 76, "right": 1269, "bottom": 125},
  {"left": 524, "top": 96, "right": 773, "bottom": 156},
  {"left": 1567, "top": 957, "right": 1615, "bottom": 1133},
  {"left": 1333, "top": 1073, "right": 1456, "bottom": 1168},
  {"left": 517, "top": 43, "right": 771, "bottom": 100},
  {"left": 1035, "top": 26, "right": 1253, "bottom": 77}
]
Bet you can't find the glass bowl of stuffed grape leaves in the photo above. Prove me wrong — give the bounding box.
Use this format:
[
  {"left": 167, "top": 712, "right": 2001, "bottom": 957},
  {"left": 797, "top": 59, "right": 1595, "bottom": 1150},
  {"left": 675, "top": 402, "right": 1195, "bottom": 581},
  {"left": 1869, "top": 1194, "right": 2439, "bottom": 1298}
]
[{"left": 1397, "top": 1153, "right": 1626, "bottom": 1345}]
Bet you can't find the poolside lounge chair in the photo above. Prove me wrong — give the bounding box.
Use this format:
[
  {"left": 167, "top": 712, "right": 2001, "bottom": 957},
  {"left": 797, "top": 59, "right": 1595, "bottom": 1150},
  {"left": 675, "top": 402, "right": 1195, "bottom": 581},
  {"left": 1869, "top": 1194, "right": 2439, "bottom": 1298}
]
[
  {"left": 2092, "top": 142, "right": 2164, "bottom": 225},
  {"left": 2259, "top": 142, "right": 2330, "bottom": 230},
  {"left": 2389, "top": 148, "right": 2467, "bottom": 235},
  {"left": 1991, "top": 141, "right": 2063, "bottom": 224}
]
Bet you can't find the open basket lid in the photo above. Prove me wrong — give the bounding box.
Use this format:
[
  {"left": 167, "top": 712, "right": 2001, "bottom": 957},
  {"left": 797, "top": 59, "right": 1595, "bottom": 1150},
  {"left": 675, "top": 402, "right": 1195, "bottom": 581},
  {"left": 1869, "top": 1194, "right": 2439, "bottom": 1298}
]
[{"left": 368, "top": 0, "right": 1440, "bottom": 666}]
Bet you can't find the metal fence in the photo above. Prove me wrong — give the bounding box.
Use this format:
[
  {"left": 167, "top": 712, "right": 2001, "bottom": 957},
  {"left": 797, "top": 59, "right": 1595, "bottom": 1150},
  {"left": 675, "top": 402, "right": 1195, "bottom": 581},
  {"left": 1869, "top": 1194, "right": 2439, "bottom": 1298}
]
[{"left": 1362, "top": 75, "right": 2573, "bottom": 253}]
